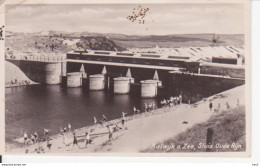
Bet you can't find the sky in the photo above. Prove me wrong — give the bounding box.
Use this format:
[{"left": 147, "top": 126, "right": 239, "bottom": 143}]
[{"left": 5, "top": 4, "right": 245, "bottom": 35}]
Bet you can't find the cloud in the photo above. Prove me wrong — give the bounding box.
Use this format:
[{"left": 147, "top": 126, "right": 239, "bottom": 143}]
[{"left": 5, "top": 4, "right": 245, "bottom": 35}]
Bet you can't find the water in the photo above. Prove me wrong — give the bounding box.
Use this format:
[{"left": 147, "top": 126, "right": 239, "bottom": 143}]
[
  {"left": 5, "top": 84, "right": 166, "bottom": 146},
  {"left": 6, "top": 78, "right": 240, "bottom": 147}
]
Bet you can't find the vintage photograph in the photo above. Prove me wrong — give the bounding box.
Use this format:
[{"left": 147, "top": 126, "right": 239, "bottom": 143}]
[{"left": 2, "top": 0, "right": 250, "bottom": 155}]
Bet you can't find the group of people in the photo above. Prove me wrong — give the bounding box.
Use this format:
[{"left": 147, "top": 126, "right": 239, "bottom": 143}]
[
  {"left": 144, "top": 102, "right": 157, "bottom": 112},
  {"left": 22, "top": 96, "right": 185, "bottom": 153},
  {"left": 132, "top": 101, "right": 158, "bottom": 114},
  {"left": 130, "top": 95, "right": 184, "bottom": 118},
  {"left": 23, "top": 128, "right": 50, "bottom": 145},
  {"left": 71, "top": 119, "right": 124, "bottom": 149},
  {"left": 23, "top": 131, "right": 39, "bottom": 145},
  {"left": 160, "top": 95, "right": 182, "bottom": 107},
  {"left": 209, "top": 98, "right": 240, "bottom": 112},
  {"left": 10, "top": 79, "right": 31, "bottom": 86},
  {"left": 93, "top": 114, "right": 107, "bottom": 126},
  {"left": 60, "top": 123, "right": 72, "bottom": 134},
  {"left": 70, "top": 131, "right": 91, "bottom": 149}
]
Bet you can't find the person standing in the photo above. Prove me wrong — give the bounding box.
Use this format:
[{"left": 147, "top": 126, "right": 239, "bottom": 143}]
[
  {"left": 68, "top": 123, "right": 71, "bottom": 132},
  {"left": 62, "top": 133, "right": 68, "bottom": 147},
  {"left": 0, "top": 28, "right": 3, "bottom": 39},
  {"left": 122, "top": 116, "right": 126, "bottom": 126},
  {"left": 102, "top": 114, "right": 107, "bottom": 122},
  {"left": 85, "top": 132, "right": 91, "bottom": 148},
  {"left": 93, "top": 116, "right": 97, "bottom": 125},
  {"left": 179, "top": 94, "right": 182, "bottom": 104},
  {"left": 226, "top": 102, "right": 230, "bottom": 110},
  {"left": 133, "top": 106, "right": 137, "bottom": 114},
  {"left": 209, "top": 102, "right": 213, "bottom": 111},
  {"left": 44, "top": 128, "right": 49, "bottom": 138},
  {"left": 23, "top": 132, "right": 28, "bottom": 144},
  {"left": 46, "top": 138, "right": 52, "bottom": 151},
  {"left": 72, "top": 132, "right": 80, "bottom": 149},
  {"left": 121, "top": 112, "right": 127, "bottom": 126},
  {"left": 144, "top": 103, "right": 148, "bottom": 112},
  {"left": 107, "top": 125, "right": 113, "bottom": 141}
]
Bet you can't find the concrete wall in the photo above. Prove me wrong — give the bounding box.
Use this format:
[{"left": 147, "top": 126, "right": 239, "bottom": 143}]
[
  {"left": 7, "top": 59, "right": 62, "bottom": 84},
  {"left": 168, "top": 72, "right": 245, "bottom": 103},
  {"left": 200, "top": 65, "right": 245, "bottom": 79}
]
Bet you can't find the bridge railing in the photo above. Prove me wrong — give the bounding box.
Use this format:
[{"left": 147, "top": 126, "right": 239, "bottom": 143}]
[{"left": 5, "top": 54, "right": 66, "bottom": 62}]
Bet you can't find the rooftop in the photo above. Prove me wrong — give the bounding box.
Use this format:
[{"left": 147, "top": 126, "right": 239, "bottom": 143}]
[{"left": 68, "top": 46, "right": 244, "bottom": 63}]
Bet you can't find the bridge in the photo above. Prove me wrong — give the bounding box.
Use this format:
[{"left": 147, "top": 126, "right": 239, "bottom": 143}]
[
  {"left": 5, "top": 47, "right": 245, "bottom": 85},
  {"left": 5, "top": 54, "right": 66, "bottom": 84}
]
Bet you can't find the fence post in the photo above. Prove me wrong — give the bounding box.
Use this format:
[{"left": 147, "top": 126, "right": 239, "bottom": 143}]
[{"left": 206, "top": 128, "right": 213, "bottom": 152}]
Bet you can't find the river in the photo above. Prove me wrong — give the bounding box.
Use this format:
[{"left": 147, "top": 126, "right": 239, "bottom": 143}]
[{"left": 5, "top": 84, "right": 168, "bottom": 147}]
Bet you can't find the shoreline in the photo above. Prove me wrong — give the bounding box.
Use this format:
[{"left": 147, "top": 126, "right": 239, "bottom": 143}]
[
  {"left": 6, "top": 102, "right": 181, "bottom": 152},
  {"left": 5, "top": 82, "right": 39, "bottom": 88},
  {"left": 6, "top": 85, "right": 245, "bottom": 154}
]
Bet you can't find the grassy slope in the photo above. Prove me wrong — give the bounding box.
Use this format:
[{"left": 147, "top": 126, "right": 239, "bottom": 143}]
[{"left": 142, "top": 106, "right": 245, "bottom": 152}]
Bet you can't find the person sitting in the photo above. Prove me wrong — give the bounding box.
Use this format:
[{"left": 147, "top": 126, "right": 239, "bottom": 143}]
[
  {"left": 148, "top": 103, "right": 153, "bottom": 111},
  {"left": 34, "top": 131, "right": 38, "bottom": 142},
  {"left": 152, "top": 102, "right": 157, "bottom": 109},
  {"left": 102, "top": 114, "right": 107, "bottom": 122},
  {"left": 63, "top": 126, "right": 67, "bottom": 133},
  {"left": 30, "top": 134, "right": 35, "bottom": 144},
  {"left": 113, "top": 124, "right": 122, "bottom": 132}
]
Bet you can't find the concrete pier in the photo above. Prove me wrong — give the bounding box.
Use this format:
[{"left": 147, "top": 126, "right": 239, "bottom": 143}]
[
  {"left": 140, "top": 80, "right": 158, "bottom": 98},
  {"left": 61, "top": 62, "right": 67, "bottom": 76},
  {"left": 45, "top": 62, "right": 63, "bottom": 84},
  {"left": 89, "top": 74, "right": 105, "bottom": 90},
  {"left": 67, "top": 72, "right": 82, "bottom": 87},
  {"left": 113, "top": 77, "right": 131, "bottom": 94}
]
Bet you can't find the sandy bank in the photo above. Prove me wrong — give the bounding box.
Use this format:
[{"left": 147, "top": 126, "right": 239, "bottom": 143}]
[{"left": 5, "top": 60, "right": 38, "bottom": 88}]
